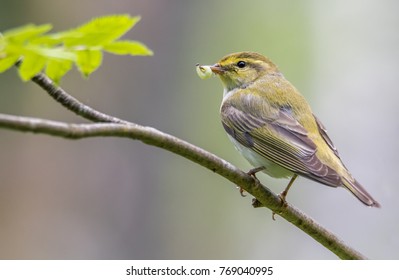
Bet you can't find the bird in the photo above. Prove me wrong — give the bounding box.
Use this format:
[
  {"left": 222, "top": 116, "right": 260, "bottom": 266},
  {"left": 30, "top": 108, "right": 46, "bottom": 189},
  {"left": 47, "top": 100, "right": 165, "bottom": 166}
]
[{"left": 199, "top": 51, "right": 380, "bottom": 207}]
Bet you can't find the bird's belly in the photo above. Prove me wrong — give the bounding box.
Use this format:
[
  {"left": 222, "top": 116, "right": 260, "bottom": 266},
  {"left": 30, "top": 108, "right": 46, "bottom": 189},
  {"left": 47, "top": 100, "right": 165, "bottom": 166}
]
[{"left": 227, "top": 135, "right": 293, "bottom": 179}]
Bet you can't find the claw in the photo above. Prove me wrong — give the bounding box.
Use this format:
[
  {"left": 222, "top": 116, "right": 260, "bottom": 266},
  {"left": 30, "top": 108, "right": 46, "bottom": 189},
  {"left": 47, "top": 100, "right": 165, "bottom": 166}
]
[
  {"left": 236, "top": 166, "right": 265, "bottom": 197},
  {"left": 271, "top": 174, "right": 299, "bottom": 220},
  {"left": 278, "top": 190, "right": 288, "bottom": 205},
  {"left": 238, "top": 187, "right": 246, "bottom": 197}
]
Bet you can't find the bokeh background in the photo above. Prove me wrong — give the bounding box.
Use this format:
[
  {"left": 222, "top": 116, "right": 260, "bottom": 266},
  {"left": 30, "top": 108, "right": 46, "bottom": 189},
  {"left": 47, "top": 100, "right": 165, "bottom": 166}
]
[{"left": 0, "top": 0, "right": 398, "bottom": 259}]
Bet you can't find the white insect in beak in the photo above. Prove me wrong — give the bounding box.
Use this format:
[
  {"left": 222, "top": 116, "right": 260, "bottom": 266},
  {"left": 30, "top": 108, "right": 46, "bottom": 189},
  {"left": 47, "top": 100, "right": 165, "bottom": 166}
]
[{"left": 195, "top": 64, "right": 214, "bottom": 79}]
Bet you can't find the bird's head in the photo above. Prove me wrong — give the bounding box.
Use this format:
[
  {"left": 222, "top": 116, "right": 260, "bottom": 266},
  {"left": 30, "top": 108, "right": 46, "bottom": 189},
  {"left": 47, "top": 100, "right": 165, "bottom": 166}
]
[{"left": 209, "top": 52, "right": 279, "bottom": 91}]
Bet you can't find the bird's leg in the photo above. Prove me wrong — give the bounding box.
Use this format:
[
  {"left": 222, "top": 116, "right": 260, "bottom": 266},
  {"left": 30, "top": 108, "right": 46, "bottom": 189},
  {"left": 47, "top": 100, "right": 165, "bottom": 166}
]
[
  {"left": 247, "top": 166, "right": 266, "bottom": 176},
  {"left": 239, "top": 166, "right": 265, "bottom": 197},
  {"left": 279, "top": 174, "right": 298, "bottom": 203},
  {"left": 272, "top": 174, "right": 298, "bottom": 221}
]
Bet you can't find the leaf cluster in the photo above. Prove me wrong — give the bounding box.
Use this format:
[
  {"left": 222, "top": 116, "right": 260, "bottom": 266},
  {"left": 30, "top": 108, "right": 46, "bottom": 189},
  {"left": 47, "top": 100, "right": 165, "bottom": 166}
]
[{"left": 0, "top": 14, "right": 153, "bottom": 84}]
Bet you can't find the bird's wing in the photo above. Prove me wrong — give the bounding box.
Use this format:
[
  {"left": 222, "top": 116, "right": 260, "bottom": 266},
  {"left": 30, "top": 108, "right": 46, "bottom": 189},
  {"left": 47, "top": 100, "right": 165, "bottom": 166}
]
[
  {"left": 221, "top": 95, "right": 342, "bottom": 187},
  {"left": 313, "top": 114, "right": 341, "bottom": 159}
]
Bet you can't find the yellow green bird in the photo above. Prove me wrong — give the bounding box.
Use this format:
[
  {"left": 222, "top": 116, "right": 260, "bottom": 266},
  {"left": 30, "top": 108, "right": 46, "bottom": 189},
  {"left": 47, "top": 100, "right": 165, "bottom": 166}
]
[{"left": 199, "top": 51, "right": 380, "bottom": 207}]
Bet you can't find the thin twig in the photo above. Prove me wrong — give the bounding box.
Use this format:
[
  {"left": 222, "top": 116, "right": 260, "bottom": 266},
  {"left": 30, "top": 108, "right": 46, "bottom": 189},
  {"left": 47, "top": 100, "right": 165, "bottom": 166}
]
[{"left": 31, "top": 73, "right": 129, "bottom": 124}]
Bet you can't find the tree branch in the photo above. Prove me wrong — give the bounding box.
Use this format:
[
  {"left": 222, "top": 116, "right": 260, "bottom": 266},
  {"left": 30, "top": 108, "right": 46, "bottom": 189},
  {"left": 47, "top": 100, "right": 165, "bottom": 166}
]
[
  {"left": 0, "top": 70, "right": 367, "bottom": 259},
  {"left": 31, "top": 73, "right": 129, "bottom": 124}
]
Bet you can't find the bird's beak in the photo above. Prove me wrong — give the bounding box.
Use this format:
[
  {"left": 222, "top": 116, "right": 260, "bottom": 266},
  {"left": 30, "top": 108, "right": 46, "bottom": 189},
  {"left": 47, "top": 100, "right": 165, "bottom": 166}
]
[{"left": 210, "top": 64, "right": 224, "bottom": 75}]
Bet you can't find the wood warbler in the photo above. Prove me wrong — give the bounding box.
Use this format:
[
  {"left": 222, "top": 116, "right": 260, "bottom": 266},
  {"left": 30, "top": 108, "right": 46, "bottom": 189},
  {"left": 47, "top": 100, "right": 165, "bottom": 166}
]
[{"left": 198, "top": 51, "right": 380, "bottom": 207}]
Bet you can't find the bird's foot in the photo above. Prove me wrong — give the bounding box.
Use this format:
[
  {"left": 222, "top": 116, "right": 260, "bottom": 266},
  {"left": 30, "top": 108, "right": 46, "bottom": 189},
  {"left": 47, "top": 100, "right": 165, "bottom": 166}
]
[{"left": 238, "top": 166, "right": 265, "bottom": 196}]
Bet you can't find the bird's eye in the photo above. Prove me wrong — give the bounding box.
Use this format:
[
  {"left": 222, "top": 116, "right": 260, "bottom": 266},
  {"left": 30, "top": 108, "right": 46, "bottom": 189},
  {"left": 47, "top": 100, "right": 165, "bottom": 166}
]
[{"left": 236, "top": 61, "right": 246, "bottom": 68}]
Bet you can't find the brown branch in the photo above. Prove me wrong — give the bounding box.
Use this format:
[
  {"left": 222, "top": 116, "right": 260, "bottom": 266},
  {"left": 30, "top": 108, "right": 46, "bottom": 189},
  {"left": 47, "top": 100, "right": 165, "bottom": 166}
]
[
  {"left": 31, "top": 73, "right": 129, "bottom": 124},
  {"left": 0, "top": 111, "right": 366, "bottom": 260}
]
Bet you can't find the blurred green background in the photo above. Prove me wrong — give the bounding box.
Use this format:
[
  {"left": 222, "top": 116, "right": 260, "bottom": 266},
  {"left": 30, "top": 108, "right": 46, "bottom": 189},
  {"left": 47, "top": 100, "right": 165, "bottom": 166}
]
[{"left": 0, "top": 0, "right": 397, "bottom": 259}]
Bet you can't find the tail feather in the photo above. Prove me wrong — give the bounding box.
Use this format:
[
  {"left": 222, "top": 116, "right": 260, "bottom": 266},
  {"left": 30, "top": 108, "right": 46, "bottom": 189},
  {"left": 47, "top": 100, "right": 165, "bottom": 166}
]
[{"left": 342, "top": 177, "right": 380, "bottom": 208}]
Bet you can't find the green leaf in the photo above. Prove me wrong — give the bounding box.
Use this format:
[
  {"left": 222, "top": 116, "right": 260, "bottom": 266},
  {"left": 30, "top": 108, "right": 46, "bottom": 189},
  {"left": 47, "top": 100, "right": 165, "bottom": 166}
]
[
  {"left": 42, "top": 30, "right": 83, "bottom": 47},
  {"left": 64, "top": 15, "right": 140, "bottom": 47},
  {"left": 30, "top": 34, "right": 64, "bottom": 46},
  {"left": 45, "top": 59, "right": 73, "bottom": 84},
  {"left": 104, "top": 41, "right": 153, "bottom": 56},
  {"left": 77, "top": 14, "right": 140, "bottom": 40},
  {"left": 3, "top": 24, "right": 52, "bottom": 43},
  {"left": 76, "top": 49, "right": 102, "bottom": 77},
  {"left": 0, "top": 55, "right": 19, "bottom": 73},
  {"left": 27, "top": 45, "right": 77, "bottom": 61},
  {"left": 18, "top": 53, "right": 47, "bottom": 81},
  {"left": 0, "top": 14, "right": 152, "bottom": 83}
]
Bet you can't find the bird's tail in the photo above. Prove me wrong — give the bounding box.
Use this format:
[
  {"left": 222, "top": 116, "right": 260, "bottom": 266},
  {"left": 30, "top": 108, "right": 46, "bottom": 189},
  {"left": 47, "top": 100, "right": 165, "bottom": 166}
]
[{"left": 342, "top": 177, "right": 380, "bottom": 207}]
